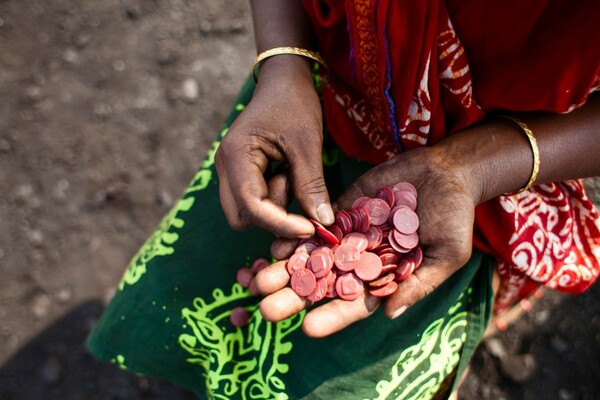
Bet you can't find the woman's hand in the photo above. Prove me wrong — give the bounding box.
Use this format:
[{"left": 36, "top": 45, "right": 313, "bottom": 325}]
[
  {"left": 255, "top": 145, "right": 480, "bottom": 337},
  {"left": 251, "top": 89, "right": 600, "bottom": 337},
  {"left": 215, "top": 58, "right": 334, "bottom": 238}
]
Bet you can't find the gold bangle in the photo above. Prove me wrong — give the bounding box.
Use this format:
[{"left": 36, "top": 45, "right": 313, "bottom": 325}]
[
  {"left": 496, "top": 116, "right": 540, "bottom": 195},
  {"left": 252, "top": 47, "right": 328, "bottom": 82}
]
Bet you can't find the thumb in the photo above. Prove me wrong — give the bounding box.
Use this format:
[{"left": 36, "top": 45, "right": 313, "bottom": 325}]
[{"left": 288, "top": 147, "right": 334, "bottom": 226}]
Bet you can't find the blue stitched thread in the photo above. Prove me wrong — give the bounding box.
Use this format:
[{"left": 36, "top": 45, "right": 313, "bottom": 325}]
[{"left": 383, "top": 28, "right": 403, "bottom": 152}]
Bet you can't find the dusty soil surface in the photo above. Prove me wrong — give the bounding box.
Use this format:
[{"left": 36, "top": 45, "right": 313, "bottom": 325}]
[{"left": 0, "top": 1, "right": 598, "bottom": 399}]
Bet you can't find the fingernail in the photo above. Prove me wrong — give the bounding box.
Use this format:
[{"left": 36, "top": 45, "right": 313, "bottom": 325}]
[
  {"left": 391, "top": 305, "right": 407, "bottom": 320},
  {"left": 317, "top": 203, "right": 334, "bottom": 225}
]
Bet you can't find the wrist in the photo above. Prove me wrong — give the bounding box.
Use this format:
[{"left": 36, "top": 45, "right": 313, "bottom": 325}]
[
  {"left": 253, "top": 55, "right": 319, "bottom": 110},
  {"left": 255, "top": 51, "right": 315, "bottom": 86},
  {"left": 426, "top": 143, "right": 483, "bottom": 207},
  {"left": 433, "top": 119, "right": 536, "bottom": 205}
]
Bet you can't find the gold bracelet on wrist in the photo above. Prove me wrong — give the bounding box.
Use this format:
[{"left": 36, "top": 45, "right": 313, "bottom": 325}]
[
  {"left": 496, "top": 115, "right": 540, "bottom": 195},
  {"left": 252, "top": 47, "right": 328, "bottom": 82}
]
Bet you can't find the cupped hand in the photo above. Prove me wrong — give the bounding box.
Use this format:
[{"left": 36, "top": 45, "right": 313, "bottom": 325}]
[
  {"left": 256, "top": 146, "right": 480, "bottom": 337},
  {"left": 215, "top": 59, "right": 334, "bottom": 238}
]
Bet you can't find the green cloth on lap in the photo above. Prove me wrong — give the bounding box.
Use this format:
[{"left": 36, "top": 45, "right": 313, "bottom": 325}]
[{"left": 87, "top": 77, "right": 493, "bottom": 400}]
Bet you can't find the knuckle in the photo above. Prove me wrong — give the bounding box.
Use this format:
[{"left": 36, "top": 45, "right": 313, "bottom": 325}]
[
  {"left": 215, "top": 136, "right": 235, "bottom": 163},
  {"left": 237, "top": 203, "right": 258, "bottom": 226},
  {"left": 348, "top": 182, "right": 366, "bottom": 197},
  {"left": 296, "top": 175, "right": 327, "bottom": 196},
  {"left": 406, "top": 274, "right": 437, "bottom": 307},
  {"left": 223, "top": 206, "right": 252, "bottom": 231},
  {"left": 227, "top": 216, "right": 249, "bottom": 231}
]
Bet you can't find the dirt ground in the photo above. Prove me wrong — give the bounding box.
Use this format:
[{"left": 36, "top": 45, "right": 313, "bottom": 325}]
[{"left": 0, "top": 1, "right": 598, "bottom": 399}]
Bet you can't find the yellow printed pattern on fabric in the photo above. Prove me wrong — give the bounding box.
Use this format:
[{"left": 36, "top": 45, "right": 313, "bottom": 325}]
[
  {"left": 369, "top": 299, "right": 467, "bottom": 399},
  {"left": 179, "top": 284, "right": 304, "bottom": 400}
]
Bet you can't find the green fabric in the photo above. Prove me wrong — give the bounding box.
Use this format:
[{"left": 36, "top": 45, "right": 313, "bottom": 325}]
[{"left": 87, "top": 77, "right": 494, "bottom": 400}]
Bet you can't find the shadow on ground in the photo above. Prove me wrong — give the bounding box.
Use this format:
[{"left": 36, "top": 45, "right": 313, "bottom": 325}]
[
  {"left": 0, "top": 300, "right": 196, "bottom": 400},
  {"left": 461, "top": 281, "right": 600, "bottom": 400}
]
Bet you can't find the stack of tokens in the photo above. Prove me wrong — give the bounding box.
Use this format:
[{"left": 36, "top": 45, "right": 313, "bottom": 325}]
[
  {"left": 231, "top": 257, "right": 270, "bottom": 328},
  {"left": 287, "top": 182, "right": 423, "bottom": 302}
]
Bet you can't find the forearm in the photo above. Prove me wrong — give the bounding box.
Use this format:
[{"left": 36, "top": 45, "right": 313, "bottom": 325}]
[
  {"left": 437, "top": 95, "right": 600, "bottom": 204},
  {"left": 250, "top": 0, "right": 315, "bottom": 84}
]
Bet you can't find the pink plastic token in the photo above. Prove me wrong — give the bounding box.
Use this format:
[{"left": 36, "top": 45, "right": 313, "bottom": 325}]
[
  {"left": 381, "top": 263, "right": 398, "bottom": 274},
  {"left": 307, "top": 251, "right": 334, "bottom": 278},
  {"left": 334, "top": 210, "right": 353, "bottom": 235},
  {"left": 407, "top": 246, "right": 423, "bottom": 269},
  {"left": 325, "top": 278, "right": 339, "bottom": 298},
  {"left": 354, "top": 251, "right": 383, "bottom": 281},
  {"left": 369, "top": 281, "right": 398, "bottom": 298},
  {"left": 310, "top": 219, "right": 340, "bottom": 245},
  {"left": 351, "top": 196, "right": 370, "bottom": 209},
  {"left": 291, "top": 269, "right": 317, "bottom": 297},
  {"left": 379, "top": 248, "right": 398, "bottom": 257},
  {"left": 364, "top": 225, "right": 383, "bottom": 250},
  {"left": 295, "top": 241, "right": 318, "bottom": 255},
  {"left": 346, "top": 208, "right": 360, "bottom": 231},
  {"left": 394, "top": 258, "right": 415, "bottom": 282},
  {"left": 312, "top": 246, "right": 335, "bottom": 266},
  {"left": 388, "top": 232, "right": 412, "bottom": 254},
  {"left": 363, "top": 198, "right": 391, "bottom": 226},
  {"left": 373, "top": 243, "right": 393, "bottom": 255},
  {"left": 335, "top": 272, "right": 364, "bottom": 301},
  {"left": 392, "top": 229, "right": 419, "bottom": 250},
  {"left": 230, "top": 307, "right": 250, "bottom": 328},
  {"left": 391, "top": 206, "right": 420, "bottom": 234},
  {"left": 392, "top": 182, "right": 417, "bottom": 197},
  {"left": 368, "top": 272, "right": 395, "bottom": 287},
  {"left": 307, "top": 277, "right": 328, "bottom": 302},
  {"left": 236, "top": 268, "right": 254, "bottom": 288},
  {"left": 394, "top": 191, "right": 418, "bottom": 211},
  {"left": 334, "top": 244, "right": 361, "bottom": 272},
  {"left": 379, "top": 252, "right": 399, "bottom": 266},
  {"left": 376, "top": 187, "right": 396, "bottom": 208},
  {"left": 329, "top": 224, "right": 344, "bottom": 243},
  {"left": 324, "top": 269, "right": 336, "bottom": 286},
  {"left": 286, "top": 252, "right": 309, "bottom": 275},
  {"left": 357, "top": 206, "right": 371, "bottom": 232},
  {"left": 249, "top": 279, "right": 260, "bottom": 297},
  {"left": 341, "top": 232, "right": 369, "bottom": 253},
  {"left": 348, "top": 207, "right": 370, "bottom": 233},
  {"left": 251, "top": 258, "right": 270, "bottom": 274},
  {"left": 379, "top": 222, "right": 391, "bottom": 233}
]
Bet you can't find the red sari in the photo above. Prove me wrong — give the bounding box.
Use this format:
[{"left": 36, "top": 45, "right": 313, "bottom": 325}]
[{"left": 303, "top": 0, "right": 600, "bottom": 311}]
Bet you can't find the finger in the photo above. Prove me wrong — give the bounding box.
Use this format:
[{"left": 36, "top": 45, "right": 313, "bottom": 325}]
[
  {"left": 229, "top": 162, "right": 315, "bottom": 237},
  {"left": 287, "top": 142, "right": 334, "bottom": 226},
  {"left": 302, "top": 294, "right": 380, "bottom": 338},
  {"left": 245, "top": 198, "right": 315, "bottom": 238},
  {"left": 217, "top": 167, "right": 252, "bottom": 230},
  {"left": 254, "top": 260, "right": 291, "bottom": 295},
  {"left": 266, "top": 172, "right": 291, "bottom": 209},
  {"left": 383, "top": 251, "right": 467, "bottom": 319},
  {"left": 270, "top": 238, "right": 299, "bottom": 260},
  {"left": 259, "top": 287, "right": 311, "bottom": 322}
]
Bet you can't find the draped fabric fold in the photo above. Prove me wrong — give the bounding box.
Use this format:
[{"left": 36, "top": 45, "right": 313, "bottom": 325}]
[{"left": 303, "top": 0, "right": 600, "bottom": 311}]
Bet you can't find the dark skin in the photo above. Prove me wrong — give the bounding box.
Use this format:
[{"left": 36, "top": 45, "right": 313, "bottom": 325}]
[{"left": 215, "top": 0, "right": 600, "bottom": 338}]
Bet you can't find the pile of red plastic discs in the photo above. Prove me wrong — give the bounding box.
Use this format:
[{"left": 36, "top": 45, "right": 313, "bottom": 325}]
[{"left": 287, "top": 182, "right": 423, "bottom": 302}]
